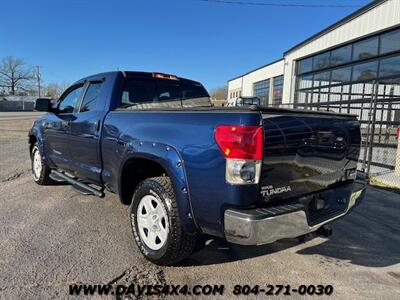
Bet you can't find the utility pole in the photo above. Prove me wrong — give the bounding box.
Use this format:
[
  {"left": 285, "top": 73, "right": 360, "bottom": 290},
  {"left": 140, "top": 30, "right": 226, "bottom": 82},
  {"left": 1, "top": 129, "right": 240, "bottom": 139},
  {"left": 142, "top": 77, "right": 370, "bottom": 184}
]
[{"left": 36, "top": 65, "right": 41, "bottom": 98}]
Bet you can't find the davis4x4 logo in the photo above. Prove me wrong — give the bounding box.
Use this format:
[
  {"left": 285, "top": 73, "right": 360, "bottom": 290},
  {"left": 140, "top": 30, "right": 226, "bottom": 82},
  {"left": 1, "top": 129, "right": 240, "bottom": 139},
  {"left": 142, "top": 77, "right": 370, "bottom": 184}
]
[{"left": 261, "top": 185, "right": 292, "bottom": 197}]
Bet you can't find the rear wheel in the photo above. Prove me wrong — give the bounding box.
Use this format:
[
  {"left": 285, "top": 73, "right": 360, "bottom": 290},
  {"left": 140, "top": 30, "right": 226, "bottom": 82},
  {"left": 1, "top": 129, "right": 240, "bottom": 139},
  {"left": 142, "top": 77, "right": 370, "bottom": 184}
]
[
  {"left": 31, "top": 143, "right": 53, "bottom": 185},
  {"left": 130, "top": 176, "right": 197, "bottom": 265}
]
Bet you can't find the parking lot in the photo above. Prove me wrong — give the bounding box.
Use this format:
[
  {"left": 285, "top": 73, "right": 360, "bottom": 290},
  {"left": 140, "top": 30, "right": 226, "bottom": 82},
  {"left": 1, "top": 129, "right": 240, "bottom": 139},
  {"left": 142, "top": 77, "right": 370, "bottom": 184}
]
[{"left": 1, "top": 112, "right": 400, "bottom": 299}]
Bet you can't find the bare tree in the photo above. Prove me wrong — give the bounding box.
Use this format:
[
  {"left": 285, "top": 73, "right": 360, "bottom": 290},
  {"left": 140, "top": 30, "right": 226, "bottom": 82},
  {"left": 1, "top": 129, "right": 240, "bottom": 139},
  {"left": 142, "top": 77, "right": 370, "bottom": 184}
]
[
  {"left": 210, "top": 85, "right": 228, "bottom": 100},
  {"left": 44, "top": 82, "right": 69, "bottom": 99},
  {"left": 0, "top": 56, "right": 35, "bottom": 95}
]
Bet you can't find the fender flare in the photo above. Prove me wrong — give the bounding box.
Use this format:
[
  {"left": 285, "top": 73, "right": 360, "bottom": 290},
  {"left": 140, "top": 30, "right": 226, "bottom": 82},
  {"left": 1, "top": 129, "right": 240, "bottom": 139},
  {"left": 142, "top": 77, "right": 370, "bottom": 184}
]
[
  {"left": 117, "top": 140, "right": 198, "bottom": 234},
  {"left": 28, "top": 127, "right": 47, "bottom": 162}
]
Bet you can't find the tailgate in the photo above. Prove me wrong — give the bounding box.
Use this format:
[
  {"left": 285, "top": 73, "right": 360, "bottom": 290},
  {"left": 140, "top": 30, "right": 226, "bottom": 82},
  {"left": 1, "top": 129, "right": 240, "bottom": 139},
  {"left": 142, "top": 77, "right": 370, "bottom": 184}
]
[{"left": 259, "top": 113, "right": 361, "bottom": 203}]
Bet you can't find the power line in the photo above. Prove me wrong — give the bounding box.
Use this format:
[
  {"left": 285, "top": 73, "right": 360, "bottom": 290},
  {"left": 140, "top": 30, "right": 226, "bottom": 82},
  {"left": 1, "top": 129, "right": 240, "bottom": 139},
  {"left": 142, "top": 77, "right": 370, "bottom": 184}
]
[{"left": 197, "top": 0, "right": 363, "bottom": 8}]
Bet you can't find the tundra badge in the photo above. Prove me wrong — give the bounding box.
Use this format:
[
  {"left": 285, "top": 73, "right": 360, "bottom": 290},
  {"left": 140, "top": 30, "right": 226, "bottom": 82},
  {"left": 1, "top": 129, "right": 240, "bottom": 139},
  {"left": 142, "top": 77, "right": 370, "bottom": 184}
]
[{"left": 261, "top": 185, "right": 292, "bottom": 197}]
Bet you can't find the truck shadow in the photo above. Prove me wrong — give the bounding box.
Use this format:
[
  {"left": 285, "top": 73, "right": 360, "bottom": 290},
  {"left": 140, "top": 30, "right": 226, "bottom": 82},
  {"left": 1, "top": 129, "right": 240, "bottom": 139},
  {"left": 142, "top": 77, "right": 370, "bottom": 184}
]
[
  {"left": 178, "top": 236, "right": 301, "bottom": 267},
  {"left": 179, "top": 187, "right": 400, "bottom": 268},
  {"left": 297, "top": 187, "right": 400, "bottom": 268}
]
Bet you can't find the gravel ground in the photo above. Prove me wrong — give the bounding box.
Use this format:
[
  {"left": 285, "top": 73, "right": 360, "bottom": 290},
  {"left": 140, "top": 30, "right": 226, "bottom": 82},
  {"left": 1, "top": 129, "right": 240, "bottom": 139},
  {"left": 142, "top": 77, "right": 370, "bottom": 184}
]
[{"left": 0, "top": 112, "right": 399, "bottom": 299}]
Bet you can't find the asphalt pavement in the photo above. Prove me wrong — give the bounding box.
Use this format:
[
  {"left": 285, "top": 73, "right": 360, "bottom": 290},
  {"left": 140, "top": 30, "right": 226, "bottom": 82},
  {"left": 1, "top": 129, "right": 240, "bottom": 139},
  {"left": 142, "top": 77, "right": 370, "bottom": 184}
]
[{"left": 0, "top": 112, "right": 399, "bottom": 299}]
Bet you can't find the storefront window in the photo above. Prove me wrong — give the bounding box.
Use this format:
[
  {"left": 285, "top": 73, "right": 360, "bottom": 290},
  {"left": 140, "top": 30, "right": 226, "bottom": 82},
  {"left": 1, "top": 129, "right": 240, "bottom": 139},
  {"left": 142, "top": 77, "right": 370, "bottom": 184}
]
[
  {"left": 313, "top": 52, "right": 331, "bottom": 70},
  {"left": 253, "top": 80, "right": 270, "bottom": 105},
  {"left": 313, "top": 71, "right": 331, "bottom": 87},
  {"left": 352, "top": 61, "right": 378, "bottom": 81},
  {"left": 380, "top": 29, "right": 400, "bottom": 54},
  {"left": 379, "top": 55, "right": 400, "bottom": 78},
  {"left": 272, "top": 76, "right": 283, "bottom": 107},
  {"left": 298, "top": 57, "right": 313, "bottom": 74},
  {"left": 352, "top": 36, "right": 378, "bottom": 60},
  {"left": 331, "top": 66, "right": 352, "bottom": 84},
  {"left": 298, "top": 74, "right": 313, "bottom": 89},
  {"left": 330, "top": 45, "right": 352, "bottom": 66}
]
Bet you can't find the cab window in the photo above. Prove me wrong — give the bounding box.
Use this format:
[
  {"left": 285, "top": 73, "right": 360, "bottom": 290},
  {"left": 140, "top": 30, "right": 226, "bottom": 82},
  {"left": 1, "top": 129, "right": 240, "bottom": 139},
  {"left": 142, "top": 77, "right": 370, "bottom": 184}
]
[
  {"left": 119, "top": 78, "right": 210, "bottom": 109},
  {"left": 120, "top": 79, "right": 157, "bottom": 107},
  {"left": 80, "top": 82, "right": 103, "bottom": 112},
  {"left": 58, "top": 85, "right": 83, "bottom": 114}
]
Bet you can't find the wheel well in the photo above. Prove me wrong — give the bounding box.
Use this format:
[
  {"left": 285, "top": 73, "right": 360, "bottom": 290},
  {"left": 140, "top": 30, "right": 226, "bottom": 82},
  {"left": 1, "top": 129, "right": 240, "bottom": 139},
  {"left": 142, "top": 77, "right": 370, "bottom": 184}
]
[{"left": 120, "top": 158, "right": 167, "bottom": 205}]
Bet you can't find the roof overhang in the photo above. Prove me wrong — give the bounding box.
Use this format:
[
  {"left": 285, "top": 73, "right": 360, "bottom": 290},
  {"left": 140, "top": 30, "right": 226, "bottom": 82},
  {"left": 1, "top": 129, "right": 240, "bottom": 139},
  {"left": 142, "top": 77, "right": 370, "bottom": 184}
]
[{"left": 284, "top": 0, "right": 388, "bottom": 55}]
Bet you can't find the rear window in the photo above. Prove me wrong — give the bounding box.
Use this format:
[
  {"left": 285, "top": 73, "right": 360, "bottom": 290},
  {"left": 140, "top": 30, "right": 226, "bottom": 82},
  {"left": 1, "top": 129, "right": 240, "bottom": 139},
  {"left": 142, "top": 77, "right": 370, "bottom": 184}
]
[{"left": 119, "top": 78, "right": 210, "bottom": 109}]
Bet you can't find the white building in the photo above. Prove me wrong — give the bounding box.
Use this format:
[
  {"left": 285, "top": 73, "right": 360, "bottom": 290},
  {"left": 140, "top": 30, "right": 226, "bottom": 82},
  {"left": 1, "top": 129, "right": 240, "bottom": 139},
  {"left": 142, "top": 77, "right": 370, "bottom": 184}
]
[
  {"left": 227, "top": 0, "right": 400, "bottom": 111},
  {"left": 228, "top": 59, "right": 284, "bottom": 106}
]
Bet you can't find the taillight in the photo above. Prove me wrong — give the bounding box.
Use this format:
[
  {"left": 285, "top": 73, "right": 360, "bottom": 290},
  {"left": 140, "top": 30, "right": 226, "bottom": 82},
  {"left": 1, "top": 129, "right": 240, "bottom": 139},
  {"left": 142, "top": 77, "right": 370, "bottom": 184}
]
[
  {"left": 396, "top": 126, "right": 400, "bottom": 138},
  {"left": 215, "top": 125, "right": 263, "bottom": 160},
  {"left": 215, "top": 125, "right": 263, "bottom": 184}
]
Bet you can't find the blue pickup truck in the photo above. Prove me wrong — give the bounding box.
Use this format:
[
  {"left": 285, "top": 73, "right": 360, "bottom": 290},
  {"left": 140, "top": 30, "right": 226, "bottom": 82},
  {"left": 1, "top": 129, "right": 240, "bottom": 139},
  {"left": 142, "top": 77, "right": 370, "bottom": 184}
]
[{"left": 29, "top": 71, "right": 365, "bottom": 265}]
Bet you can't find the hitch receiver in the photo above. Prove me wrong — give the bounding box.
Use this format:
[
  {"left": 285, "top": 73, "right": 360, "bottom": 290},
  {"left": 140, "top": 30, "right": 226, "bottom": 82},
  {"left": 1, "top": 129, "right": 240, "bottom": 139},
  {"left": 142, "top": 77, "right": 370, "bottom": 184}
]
[{"left": 317, "top": 225, "right": 332, "bottom": 237}]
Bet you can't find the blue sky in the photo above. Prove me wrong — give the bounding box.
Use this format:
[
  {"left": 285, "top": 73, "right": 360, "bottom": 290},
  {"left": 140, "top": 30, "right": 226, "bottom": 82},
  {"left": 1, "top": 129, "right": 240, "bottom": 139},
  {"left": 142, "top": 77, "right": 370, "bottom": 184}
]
[{"left": 1, "top": 0, "right": 371, "bottom": 90}]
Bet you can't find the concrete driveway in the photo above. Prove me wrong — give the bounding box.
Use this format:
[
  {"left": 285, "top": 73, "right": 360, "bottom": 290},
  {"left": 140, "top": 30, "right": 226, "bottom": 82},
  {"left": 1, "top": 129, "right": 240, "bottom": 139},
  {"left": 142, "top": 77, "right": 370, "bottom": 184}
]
[{"left": 0, "top": 113, "right": 399, "bottom": 299}]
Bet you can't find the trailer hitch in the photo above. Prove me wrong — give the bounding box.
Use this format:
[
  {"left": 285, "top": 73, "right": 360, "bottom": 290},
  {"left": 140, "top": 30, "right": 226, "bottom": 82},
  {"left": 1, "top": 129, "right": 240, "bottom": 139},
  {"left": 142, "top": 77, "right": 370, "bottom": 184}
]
[
  {"left": 297, "top": 225, "right": 332, "bottom": 243},
  {"left": 316, "top": 225, "right": 333, "bottom": 237}
]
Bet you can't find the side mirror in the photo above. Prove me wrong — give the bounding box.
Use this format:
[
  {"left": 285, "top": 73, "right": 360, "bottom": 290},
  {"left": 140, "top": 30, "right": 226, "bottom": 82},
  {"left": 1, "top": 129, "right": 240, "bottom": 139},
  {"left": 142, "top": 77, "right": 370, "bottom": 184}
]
[{"left": 34, "top": 98, "right": 52, "bottom": 112}]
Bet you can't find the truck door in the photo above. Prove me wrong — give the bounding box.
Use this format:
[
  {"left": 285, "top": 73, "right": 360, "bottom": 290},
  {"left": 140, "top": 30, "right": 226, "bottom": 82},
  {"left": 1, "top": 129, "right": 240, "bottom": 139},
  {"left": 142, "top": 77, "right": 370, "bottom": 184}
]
[
  {"left": 68, "top": 80, "right": 104, "bottom": 184},
  {"left": 43, "top": 84, "right": 84, "bottom": 171}
]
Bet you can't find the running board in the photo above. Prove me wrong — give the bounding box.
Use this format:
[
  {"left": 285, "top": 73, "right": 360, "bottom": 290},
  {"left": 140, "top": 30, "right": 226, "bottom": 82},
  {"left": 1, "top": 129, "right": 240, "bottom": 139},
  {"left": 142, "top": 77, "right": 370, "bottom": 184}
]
[
  {"left": 49, "top": 172, "right": 66, "bottom": 182},
  {"left": 50, "top": 170, "right": 104, "bottom": 198}
]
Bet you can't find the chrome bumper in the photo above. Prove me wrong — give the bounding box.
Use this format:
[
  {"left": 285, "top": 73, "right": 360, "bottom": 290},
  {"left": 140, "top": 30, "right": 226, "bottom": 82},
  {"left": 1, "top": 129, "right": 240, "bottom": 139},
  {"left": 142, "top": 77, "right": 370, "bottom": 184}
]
[{"left": 224, "top": 182, "right": 366, "bottom": 245}]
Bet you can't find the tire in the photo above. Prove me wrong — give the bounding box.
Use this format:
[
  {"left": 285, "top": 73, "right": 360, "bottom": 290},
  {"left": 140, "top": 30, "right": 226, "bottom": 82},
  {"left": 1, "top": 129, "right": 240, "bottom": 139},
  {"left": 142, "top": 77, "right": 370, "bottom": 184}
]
[
  {"left": 130, "top": 176, "right": 197, "bottom": 265},
  {"left": 31, "top": 143, "right": 53, "bottom": 185}
]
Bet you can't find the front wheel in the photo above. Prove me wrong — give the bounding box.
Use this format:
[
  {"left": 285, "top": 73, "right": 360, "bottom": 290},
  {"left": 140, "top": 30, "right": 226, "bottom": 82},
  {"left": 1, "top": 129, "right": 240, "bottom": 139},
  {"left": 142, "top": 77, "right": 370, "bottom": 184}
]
[
  {"left": 130, "top": 176, "right": 197, "bottom": 265},
  {"left": 31, "top": 143, "right": 53, "bottom": 185}
]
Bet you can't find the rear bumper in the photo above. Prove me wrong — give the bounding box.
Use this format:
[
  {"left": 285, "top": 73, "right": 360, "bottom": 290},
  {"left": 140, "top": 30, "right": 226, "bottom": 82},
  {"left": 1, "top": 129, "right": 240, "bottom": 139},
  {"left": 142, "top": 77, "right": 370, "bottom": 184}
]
[{"left": 224, "top": 181, "right": 366, "bottom": 245}]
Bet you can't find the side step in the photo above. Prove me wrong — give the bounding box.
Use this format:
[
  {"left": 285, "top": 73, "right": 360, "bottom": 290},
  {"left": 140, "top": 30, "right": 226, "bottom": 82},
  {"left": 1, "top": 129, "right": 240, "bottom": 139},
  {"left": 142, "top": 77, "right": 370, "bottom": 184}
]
[
  {"left": 49, "top": 172, "right": 66, "bottom": 183},
  {"left": 50, "top": 170, "right": 104, "bottom": 198}
]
